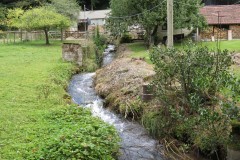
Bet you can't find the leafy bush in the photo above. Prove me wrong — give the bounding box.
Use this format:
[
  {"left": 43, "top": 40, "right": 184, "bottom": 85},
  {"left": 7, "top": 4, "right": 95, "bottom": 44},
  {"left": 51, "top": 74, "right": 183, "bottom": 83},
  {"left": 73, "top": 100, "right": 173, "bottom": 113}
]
[
  {"left": 81, "top": 41, "right": 99, "bottom": 72},
  {"left": 92, "top": 26, "right": 107, "bottom": 67},
  {"left": 93, "top": 25, "right": 107, "bottom": 47},
  {"left": 120, "top": 33, "right": 132, "bottom": 43},
  {"left": 31, "top": 106, "right": 120, "bottom": 160},
  {"left": 146, "top": 42, "right": 240, "bottom": 158}
]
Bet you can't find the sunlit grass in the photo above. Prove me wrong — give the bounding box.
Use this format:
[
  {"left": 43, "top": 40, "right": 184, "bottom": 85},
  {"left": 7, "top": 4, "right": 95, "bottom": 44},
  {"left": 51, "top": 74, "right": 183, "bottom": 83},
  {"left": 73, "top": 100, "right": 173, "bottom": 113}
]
[
  {"left": 127, "top": 42, "right": 152, "bottom": 64},
  {"left": 127, "top": 40, "right": 240, "bottom": 65},
  {"left": 0, "top": 40, "right": 119, "bottom": 159},
  {"left": 0, "top": 41, "right": 71, "bottom": 158}
]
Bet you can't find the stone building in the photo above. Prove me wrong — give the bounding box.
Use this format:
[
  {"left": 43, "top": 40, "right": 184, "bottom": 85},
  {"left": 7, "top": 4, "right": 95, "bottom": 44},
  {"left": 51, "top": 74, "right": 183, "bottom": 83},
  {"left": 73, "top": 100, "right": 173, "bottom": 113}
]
[{"left": 200, "top": 5, "right": 240, "bottom": 41}]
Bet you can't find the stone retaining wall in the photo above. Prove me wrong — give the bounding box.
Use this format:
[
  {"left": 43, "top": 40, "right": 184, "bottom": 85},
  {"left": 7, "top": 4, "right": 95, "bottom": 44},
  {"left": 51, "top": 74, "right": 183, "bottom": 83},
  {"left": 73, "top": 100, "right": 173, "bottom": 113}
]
[{"left": 62, "top": 43, "right": 83, "bottom": 66}]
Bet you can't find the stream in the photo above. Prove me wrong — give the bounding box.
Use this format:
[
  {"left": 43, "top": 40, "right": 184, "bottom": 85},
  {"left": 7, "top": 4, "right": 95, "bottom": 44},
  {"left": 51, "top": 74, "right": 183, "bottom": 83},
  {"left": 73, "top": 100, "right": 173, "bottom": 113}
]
[{"left": 68, "top": 45, "right": 164, "bottom": 160}]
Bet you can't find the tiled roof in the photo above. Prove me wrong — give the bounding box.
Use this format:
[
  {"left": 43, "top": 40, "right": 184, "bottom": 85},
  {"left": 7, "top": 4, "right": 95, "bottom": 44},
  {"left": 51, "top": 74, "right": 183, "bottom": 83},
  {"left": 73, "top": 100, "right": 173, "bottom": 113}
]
[
  {"left": 200, "top": 5, "right": 240, "bottom": 25},
  {"left": 79, "top": 9, "right": 111, "bottom": 20}
]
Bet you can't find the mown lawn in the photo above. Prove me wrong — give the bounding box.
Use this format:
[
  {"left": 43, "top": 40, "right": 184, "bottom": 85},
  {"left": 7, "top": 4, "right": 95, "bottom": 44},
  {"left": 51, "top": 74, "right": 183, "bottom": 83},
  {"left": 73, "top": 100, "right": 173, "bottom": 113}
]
[
  {"left": 127, "top": 40, "right": 240, "bottom": 64},
  {"left": 127, "top": 42, "right": 152, "bottom": 63},
  {"left": 200, "top": 40, "right": 240, "bottom": 52},
  {"left": 0, "top": 41, "right": 119, "bottom": 159}
]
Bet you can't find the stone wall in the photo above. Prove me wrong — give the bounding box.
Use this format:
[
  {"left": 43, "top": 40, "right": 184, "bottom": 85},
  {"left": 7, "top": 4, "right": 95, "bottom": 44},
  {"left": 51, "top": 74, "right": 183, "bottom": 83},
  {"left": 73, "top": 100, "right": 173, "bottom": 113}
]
[
  {"left": 200, "top": 26, "right": 228, "bottom": 40},
  {"left": 62, "top": 43, "right": 83, "bottom": 66},
  {"left": 65, "top": 31, "right": 85, "bottom": 39},
  {"left": 230, "top": 25, "right": 240, "bottom": 39}
]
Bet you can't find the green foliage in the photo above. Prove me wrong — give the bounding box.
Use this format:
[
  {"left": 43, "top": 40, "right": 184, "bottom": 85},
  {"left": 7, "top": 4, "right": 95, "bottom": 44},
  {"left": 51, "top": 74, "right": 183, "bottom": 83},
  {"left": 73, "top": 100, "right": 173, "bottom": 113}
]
[
  {"left": 93, "top": 26, "right": 107, "bottom": 67},
  {"left": 6, "top": 8, "right": 24, "bottom": 28},
  {"left": 8, "top": 7, "right": 71, "bottom": 44},
  {"left": 18, "top": 7, "right": 71, "bottom": 30},
  {"left": 231, "top": 119, "right": 240, "bottom": 133},
  {"left": 0, "top": 6, "right": 7, "bottom": 30},
  {"left": 147, "top": 42, "right": 240, "bottom": 157},
  {"left": 31, "top": 106, "right": 120, "bottom": 160},
  {"left": 48, "top": 0, "right": 80, "bottom": 21},
  {"left": 119, "top": 97, "right": 143, "bottom": 120},
  {"left": 93, "top": 26, "right": 107, "bottom": 47},
  {"left": 76, "top": 0, "right": 110, "bottom": 10},
  {"left": 0, "top": 41, "right": 119, "bottom": 159},
  {"left": 151, "top": 43, "right": 237, "bottom": 110},
  {"left": 108, "top": 0, "right": 206, "bottom": 45},
  {"left": 1, "top": 0, "right": 49, "bottom": 9},
  {"left": 80, "top": 40, "right": 100, "bottom": 72},
  {"left": 120, "top": 33, "right": 133, "bottom": 43}
]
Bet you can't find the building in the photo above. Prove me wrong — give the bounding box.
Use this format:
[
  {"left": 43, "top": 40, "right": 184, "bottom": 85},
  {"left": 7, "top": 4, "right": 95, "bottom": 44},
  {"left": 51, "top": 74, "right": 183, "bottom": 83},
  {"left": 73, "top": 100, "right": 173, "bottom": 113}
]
[
  {"left": 200, "top": 5, "right": 240, "bottom": 40},
  {"left": 78, "top": 9, "right": 111, "bottom": 32},
  {"left": 202, "top": 0, "right": 239, "bottom": 5}
]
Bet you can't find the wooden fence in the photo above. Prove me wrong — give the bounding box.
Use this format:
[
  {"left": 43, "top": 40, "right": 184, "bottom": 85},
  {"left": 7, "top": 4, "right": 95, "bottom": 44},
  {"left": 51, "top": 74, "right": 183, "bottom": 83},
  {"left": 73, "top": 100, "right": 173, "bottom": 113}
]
[
  {"left": 0, "top": 30, "right": 98, "bottom": 44},
  {"left": 0, "top": 31, "right": 62, "bottom": 44}
]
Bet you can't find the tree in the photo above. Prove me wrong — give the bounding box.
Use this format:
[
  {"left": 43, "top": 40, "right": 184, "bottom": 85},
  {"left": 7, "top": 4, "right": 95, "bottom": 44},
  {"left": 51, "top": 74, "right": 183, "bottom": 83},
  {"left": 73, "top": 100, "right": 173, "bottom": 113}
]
[
  {"left": 7, "top": 8, "right": 24, "bottom": 29},
  {"left": 76, "top": 0, "right": 110, "bottom": 10},
  {"left": 9, "top": 7, "right": 71, "bottom": 44},
  {"left": 0, "top": 6, "right": 7, "bottom": 30},
  {"left": 1, "top": 0, "right": 49, "bottom": 9},
  {"left": 48, "top": 0, "right": 79, "bottom": 21},
  {"left": 108, "top": 0, "right": 206, "bottom": 46},
  {"left": 47, "top": 0, "right": 80, "bottom": 41}
]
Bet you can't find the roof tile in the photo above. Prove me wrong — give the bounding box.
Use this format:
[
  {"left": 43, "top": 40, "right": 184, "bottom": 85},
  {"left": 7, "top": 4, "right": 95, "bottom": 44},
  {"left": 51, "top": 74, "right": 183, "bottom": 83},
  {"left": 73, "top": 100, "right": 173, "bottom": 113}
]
[{"left": 200, "top": 5, "right": 240, "bottom": 25}]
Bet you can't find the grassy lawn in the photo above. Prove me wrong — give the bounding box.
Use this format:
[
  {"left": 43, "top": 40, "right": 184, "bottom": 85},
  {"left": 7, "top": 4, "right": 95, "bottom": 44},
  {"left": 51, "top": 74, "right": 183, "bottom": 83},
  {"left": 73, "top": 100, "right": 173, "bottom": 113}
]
[
  {"left": 127, "top": 42, "right": 152, "bottom": 63},
  {"left": 174, "top": 40, "right": 240, "bottom": 52},
  {"left": 0, "top": 41, "right": 119, "bottom": 159},
  {"left": 199, "top": 40, "right": 240, "bottom": 52},
  {"left": 127, "top": 40, "right": 240, "bottom": 64}
]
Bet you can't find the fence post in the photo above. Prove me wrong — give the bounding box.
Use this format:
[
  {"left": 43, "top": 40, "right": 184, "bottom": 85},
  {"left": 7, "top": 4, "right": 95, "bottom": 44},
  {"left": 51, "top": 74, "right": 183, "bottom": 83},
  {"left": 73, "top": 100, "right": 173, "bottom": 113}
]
[
  {"left": 7, "top": 32, "right": 9, "bottom": 43},
  {"left": 20, "top": 30, "right": 23, "bottom": 42},
  {"left": 3, "top": 33, "right": 5, "bottom": 44},
  {"left": 14, "top": 32, "right": 16, "bottom": 43}
]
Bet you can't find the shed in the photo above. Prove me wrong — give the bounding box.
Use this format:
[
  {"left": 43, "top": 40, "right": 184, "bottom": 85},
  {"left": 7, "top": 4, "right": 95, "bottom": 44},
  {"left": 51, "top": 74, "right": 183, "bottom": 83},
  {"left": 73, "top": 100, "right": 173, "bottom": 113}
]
[{"left": 200, "top": 5, "right": 240, "bottom": 40}]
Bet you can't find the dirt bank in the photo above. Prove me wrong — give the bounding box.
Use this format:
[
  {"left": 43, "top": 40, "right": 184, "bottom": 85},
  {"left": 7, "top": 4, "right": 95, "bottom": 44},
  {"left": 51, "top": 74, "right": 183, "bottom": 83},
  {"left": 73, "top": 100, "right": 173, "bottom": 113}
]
[{"left": 95, "top": 44, "right": 154, "bottom": 118}]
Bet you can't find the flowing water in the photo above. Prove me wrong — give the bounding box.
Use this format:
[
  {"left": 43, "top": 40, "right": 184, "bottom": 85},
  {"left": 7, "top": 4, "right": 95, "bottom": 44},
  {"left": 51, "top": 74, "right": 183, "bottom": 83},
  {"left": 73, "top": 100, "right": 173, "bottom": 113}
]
[{"left": 68, "top": 45, "right": 164, "bottom": 160}]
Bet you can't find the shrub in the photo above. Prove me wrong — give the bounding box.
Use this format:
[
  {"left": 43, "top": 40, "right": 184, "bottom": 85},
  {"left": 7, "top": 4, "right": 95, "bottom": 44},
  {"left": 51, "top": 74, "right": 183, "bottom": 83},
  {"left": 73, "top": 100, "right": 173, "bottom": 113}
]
[
  {"left": 81, "top": 41, "right": 99, "bottom": 72},
  {"left": 93, "top": 25, "right": 107, "bottom": 47},
  {"left": 92, "top": 26, "right": 107, "bottom": 67},
  {"left": 147, "top": 42, "right": 240, "bottom": 158},
  {"left": 120, "top": 33, "right": 132, "bottom": 43}
]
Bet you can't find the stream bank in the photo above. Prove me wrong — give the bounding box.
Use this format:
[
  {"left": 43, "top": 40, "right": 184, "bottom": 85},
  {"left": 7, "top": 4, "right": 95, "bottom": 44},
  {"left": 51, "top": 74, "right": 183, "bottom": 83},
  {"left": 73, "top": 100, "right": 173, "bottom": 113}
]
[{"left": 68, "top": 44, "right": 164, "bottom": 160}]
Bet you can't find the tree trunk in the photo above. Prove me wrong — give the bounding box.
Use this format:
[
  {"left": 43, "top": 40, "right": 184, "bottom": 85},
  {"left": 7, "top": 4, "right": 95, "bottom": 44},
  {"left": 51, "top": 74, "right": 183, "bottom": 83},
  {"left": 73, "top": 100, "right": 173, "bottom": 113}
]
[
  {"left": 44, "top": 29, "right": 50, "bottom": 45},
  {"left": 151, "top": 25, "right": 159, "bottom": 45},
  {"left": 145, "top": 28, "right": 151, "bottom": 47}
]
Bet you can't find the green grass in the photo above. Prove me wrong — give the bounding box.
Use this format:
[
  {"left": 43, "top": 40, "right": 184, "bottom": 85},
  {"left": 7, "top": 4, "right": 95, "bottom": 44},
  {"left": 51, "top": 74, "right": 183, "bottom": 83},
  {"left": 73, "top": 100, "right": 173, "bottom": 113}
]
[
  {"left": 175, "top": 40, "right": 240, "bottom": 52},
  {"left": 0, "top": 41, "right": 119, "bottom": 159},
  {"left": 127, "top": 40, "right": 240, "bottom": 64},
  {"left": 200, "top": 40, "right": 240, "bottom": 52},
  {"left": 127, "top": 42, "right": 152, "bottom": 64}
]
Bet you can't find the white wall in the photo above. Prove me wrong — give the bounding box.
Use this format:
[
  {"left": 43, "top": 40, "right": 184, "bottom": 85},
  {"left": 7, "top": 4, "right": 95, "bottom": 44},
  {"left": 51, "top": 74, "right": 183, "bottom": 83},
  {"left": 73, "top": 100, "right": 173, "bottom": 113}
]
[{"left": 89, "top": 19, "right": 105, "bottom": 26}]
